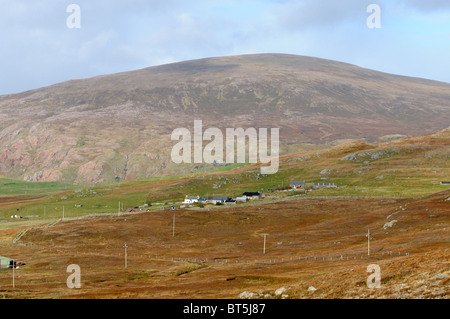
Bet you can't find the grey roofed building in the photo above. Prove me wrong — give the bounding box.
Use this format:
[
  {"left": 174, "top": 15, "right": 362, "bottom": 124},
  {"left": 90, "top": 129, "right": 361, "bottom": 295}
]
[{"left": 208, "top": 196, "right": 229, "bottom": 201}]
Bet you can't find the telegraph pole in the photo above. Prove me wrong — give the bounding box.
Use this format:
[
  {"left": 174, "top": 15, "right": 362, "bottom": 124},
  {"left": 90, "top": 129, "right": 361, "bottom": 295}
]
[
  {"left": 123, "top": 242, "right": 128, "bottom": 268},
  {"left": 263, "top": 234, "right": 268, "bottom": 255},
  {"left": 12, "top": 259, "right": 15, "bottom": 289},
  {"left": 172, "top": 214, "right": 175, "bottom": 237},
  {"left": 367, "top": 229, "right": 370, "bottom": 256}
]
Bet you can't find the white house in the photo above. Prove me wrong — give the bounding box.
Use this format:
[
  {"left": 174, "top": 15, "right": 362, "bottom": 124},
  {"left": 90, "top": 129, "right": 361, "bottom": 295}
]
[{"left": 183, "top": 195, "right": 200, "bottom": 204}]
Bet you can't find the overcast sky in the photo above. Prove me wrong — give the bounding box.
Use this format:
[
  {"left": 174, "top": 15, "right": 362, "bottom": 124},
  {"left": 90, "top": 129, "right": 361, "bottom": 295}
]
[{"left": 1, "top": 0, "right": 449, "bottom": 95}]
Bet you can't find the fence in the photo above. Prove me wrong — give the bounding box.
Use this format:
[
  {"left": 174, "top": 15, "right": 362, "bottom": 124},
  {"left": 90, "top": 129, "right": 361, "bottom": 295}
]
[
  {"left": 145, "top": 251, "right": 412, "bottom": 265},
  {"left": 12, "top": 219, "right": 62, "bottom": 244}
]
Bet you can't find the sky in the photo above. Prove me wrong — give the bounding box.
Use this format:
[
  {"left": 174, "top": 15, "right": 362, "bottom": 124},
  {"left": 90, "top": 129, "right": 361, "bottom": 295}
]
[{"left": 0, "top": 0, "right": 450, "bottom": 95}]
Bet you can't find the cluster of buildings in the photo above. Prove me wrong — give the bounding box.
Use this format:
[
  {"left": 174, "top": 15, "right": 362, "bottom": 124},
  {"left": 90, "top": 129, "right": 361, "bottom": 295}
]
[
  {"left": 181, "top": 180, "right": 338, "bottom": 208},
  {"left": 124, "top": 180, "right": 339, "bottom": 212},
  {"left": 182, "top": 192, "right": 263, "bottom": 206}
]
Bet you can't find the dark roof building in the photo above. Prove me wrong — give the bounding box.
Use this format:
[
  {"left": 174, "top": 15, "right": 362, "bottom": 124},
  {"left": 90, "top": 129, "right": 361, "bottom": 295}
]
[{"left": 243, "top": 192, "right": 261, "bottom": 197}]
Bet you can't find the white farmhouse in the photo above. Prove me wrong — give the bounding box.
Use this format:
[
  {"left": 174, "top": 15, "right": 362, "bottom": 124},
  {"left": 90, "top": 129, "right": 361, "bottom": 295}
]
[{"left": 183, "top": 195, "right": 200, "bottom": 204}]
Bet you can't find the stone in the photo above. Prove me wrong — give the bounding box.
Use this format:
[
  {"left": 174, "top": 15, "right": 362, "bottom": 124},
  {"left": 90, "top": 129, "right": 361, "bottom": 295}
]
[
  {"left": 274, "top": 287, "right": 287, "bottom": 296},
  {"left": 383, "top": 220, "right": 397, "bottom": 230},
  {"left": 238, "top": 291, "right": 257, "bottom": 299}
]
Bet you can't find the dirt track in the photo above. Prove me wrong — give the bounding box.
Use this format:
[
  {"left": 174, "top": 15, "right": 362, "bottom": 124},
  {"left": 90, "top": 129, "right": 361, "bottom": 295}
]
[{"left": 0, "top": 191, "right": 448, "bottom": 299}]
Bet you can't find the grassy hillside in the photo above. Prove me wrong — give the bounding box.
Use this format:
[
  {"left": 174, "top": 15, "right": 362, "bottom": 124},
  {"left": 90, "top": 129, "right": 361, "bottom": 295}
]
[
  {"left": 0, "top": 129, "right": 448, "bottom": 221},
  {"left": 0, "top": 176, "right": 76, "bottom": 196}
]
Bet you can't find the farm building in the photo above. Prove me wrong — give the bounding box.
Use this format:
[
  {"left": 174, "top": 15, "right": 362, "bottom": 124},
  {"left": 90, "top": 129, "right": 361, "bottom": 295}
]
[
  {"left": 441, "top": 181, "right": 450, "bottom": 185},
  {"left": 235, "top": 196, "right": 248, "bottom": 203},
  {"left": 242, "top": 192, "right": 262, "bottom": 200},
  {"left": 207, "top": 196, "right": 229, "bottom": 204},
  {"left": 183, "top": 195, "right": 200, "bottom": 204},
  {"left": 0, "top": 256, "right": 10, "bottom": 269}
]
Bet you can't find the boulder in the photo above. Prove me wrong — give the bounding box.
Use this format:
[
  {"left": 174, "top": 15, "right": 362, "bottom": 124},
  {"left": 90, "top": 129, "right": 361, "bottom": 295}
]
[
  {"left": 238, "top": 291, "right": 257, "bottom": 299},
  {"left": 274, "top": 287, "right": 288, "bottom": 296}
]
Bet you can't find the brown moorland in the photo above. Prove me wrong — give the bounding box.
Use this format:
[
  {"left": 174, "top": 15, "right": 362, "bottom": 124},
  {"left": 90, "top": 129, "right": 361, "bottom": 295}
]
[{"left": 0, "top": 190, "right": 448, "bottom": 299}]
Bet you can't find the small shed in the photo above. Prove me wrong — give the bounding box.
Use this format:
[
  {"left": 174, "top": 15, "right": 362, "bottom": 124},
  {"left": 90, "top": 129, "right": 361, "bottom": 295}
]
[{"left": 0, "top": 256, "right": 10, "bottom": 269}]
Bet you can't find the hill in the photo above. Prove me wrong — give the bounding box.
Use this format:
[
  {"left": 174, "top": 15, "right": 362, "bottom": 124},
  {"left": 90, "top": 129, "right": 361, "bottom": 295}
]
[{"left": 1, "top": 54, "right": 449, "bottom": 184}]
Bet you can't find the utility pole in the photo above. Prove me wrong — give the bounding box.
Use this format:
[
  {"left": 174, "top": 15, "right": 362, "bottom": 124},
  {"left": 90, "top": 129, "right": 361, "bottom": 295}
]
[
  {"left": 123, "top": 242, "right": 128, "bottom": 268},
  {"left": 172, "top": 214, "right": 175, "bottom": 237},
  {"left": 367, "top": 229, "right": 370, "bottom": 256},
  {"left": 12, "top": 259, "right": 15, "bottom": 289},
  {"left": 118, "top": 201, "right": 121, "bottom": 216},
  {"left": 263, "top": 234, "right": 268, "bottom": 255}
]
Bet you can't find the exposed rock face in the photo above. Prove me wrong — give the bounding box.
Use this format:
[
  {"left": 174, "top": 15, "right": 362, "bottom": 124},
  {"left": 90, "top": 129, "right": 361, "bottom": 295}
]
[{"left": 1, "top": 54, "right": 449, "bottom": 184}]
